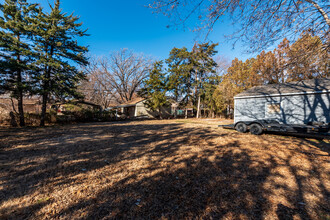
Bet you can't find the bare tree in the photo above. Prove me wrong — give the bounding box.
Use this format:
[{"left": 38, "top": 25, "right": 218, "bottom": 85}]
[
  {"left": 215, "top": 55, "right": 231, "bottom": 75},
  {"left": 100, "top": 49, "right": 153, "bottom": 103},
  {"left": 79, "top": 58, "right": 117, "bottom": 109},
  {"left": 80, "top": 49, "right": 153, "bottom": 107},
  {"left": 149, "top": 0, "right": 330, "bottom": 51}
]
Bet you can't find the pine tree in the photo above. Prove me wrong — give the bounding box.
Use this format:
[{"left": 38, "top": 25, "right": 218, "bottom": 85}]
[
  {"left": 166, "top": 47, "right": 193, "bottom": 106},
  {"left": 166, "top": 43, "right": 218, "bottom": 118},
  {"left": 32, "top": 0, "right": 89, "bottom": 126},
  {"left": 140, "top": 61, "right": 169, "bottom": 119},
  {"left": 191, "top": 43, "right": 218, "bottom": 118},
  {"left": 202, "top": 74, "right": 221, "bottom": 118},
  {"left": 0, "top": 0, "right": 38, "bottom": 126}
]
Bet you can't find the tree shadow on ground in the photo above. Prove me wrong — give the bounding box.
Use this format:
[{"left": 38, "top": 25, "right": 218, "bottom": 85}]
[
  {"left": 57, "top": 147, "right": 274, "bottom": 219},
  {"left": 55, "top": 141, "right": 329, "bottom": 219},
  {"left": 0, "top": 121, "right": 329, "bottom": 219},
  {"left": 0, "top": 122, "right": 217, "bottom": 217}
]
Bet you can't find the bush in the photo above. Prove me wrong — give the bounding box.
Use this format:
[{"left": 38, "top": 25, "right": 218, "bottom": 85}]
[
  {"left": 58, "top": 109, "right": 117, "bottom": 123},
  {"left": 24, "top": 113, "right": 54, "bottom": 126},
  {"left": 1, "top": 107, "right": 120, "bottom": 127}
]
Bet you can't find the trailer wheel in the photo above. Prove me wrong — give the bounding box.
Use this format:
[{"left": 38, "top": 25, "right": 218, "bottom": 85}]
[
  {"left": 250, "top": 123, "right": 263, "bottom": 135},
  {"left": 235, "top": 122, "right": 247, "bottom": 133}
]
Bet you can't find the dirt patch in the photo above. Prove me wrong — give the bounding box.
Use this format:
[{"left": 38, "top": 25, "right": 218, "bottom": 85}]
[{"left": 0, "top": 119, "right": 329, "bottom": 219}]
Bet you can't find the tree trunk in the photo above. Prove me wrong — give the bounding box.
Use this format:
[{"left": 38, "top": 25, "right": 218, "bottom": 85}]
[
  {"left": 16, "top": 41, "right": 25, "bottom": 127},
  {"left": 196, "top": 94, "right": 201, "bottom": 118},
  {"left": 10, "top": 98, "right": 18, "bottom": 114},
  {"left": 40, "top": 92, "right": 48, "bottom": 126},
  {"left": 17, "top": 91, "right": 25, "bottom": 127},
  {"left": 40, "top": 45, "right": 54, "bottom": 126},
  {"left": 40, "top": 67, "right": 50, "bottom": 126},
  {"left": 40, "top": 68, "right": 50, "bottom": 126},
  {"left": 159, "top": 107, "right": 163, "bottom": 120}
]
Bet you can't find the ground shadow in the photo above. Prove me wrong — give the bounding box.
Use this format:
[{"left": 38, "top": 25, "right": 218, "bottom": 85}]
[{"left": 0, "top": 121, "right": 329, "bottom": 219}]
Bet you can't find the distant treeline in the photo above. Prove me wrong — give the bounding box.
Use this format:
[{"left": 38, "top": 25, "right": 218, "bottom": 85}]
[
  {"left": 139, "top": 34, "right": 329, "bottom": 118},
  {"left": 1, "top": 1, "right": 329, "bottom": 127},
  {"left": 215, "top": 34, "right": 329, "bottom": 117},
  {"left": 80, "top": 34, "right": 329, "bottom": 120}
]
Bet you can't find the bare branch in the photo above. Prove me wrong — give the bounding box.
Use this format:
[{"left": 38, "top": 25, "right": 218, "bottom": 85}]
[{"left": 149, "top": 0, "right": 330, "bottom": 51}]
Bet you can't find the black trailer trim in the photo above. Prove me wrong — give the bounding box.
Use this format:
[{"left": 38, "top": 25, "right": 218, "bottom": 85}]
[{"left": 219, "top": 120, "right": 330, "bottom": 138}]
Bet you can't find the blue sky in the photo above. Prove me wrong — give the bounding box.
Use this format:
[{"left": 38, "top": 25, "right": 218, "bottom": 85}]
[{"left": 35, "top": 0, "right": 254, "bottom": 62}]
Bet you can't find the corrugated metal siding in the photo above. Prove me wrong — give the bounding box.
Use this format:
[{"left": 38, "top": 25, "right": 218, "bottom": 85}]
[
  {"left": 234, "top": 93, "right": 330, "bottom": 124},
  {"left": 234, "top": 98, "right": 267, "bottom": 123}
]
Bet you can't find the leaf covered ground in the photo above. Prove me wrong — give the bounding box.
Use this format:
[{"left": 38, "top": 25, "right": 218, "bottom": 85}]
[{"left": 0, "top": 119, "right": 329, "bottom": 219}]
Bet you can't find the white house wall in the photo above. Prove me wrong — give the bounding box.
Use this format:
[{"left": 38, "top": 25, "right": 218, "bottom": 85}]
[
  {"left": 135, "top": 101, "right": 171, "bottom": 118},
  {"left": 135, "top": 101, "right": 155, "bottom": 117},
  {"left": 234, "top": 93, "right": 330, "bottom": 124}
]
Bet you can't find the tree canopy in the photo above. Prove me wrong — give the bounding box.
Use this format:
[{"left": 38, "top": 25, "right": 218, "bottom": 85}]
[
  {"left": 0, "top": 0, "right": 89, "bottom": 126},
  {"left": 165, "top": 43, "right": 218, "bottom": 118},
  {"left": 214, "top": 33, "right": 330, "bottom": 117},
  {"left": 139, "top": 61, "right": 169, "bottom": 119},
  {"left": 32, "top": 0, "right": 89, "bottom": 126},
  {"left": 80, "top": 49, "right": 153, "bottom": 109},
  {"left": 0, "top": 0, "right": 39, "bottom": 126}
]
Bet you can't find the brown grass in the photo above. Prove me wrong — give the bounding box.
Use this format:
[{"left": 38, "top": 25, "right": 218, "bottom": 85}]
[{"left": 0, "top": 119, "right": 329, "bottom": 219}]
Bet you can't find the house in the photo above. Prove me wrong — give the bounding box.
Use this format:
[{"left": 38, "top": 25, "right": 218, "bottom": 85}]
[
  {"left": 114, "top": 98, "right": 171, "bottom": 119},
  {"left": 0, "top": 94, "right": 42, "bottom": 115},
  {"left": 170, "top": 101, "right": 194, "bottom": 118},
  {"left": 234, "top": 78, "right": 330, "bottom": 124}
]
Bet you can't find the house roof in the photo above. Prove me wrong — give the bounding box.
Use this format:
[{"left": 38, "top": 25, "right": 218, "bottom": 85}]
[
  {"left": 116, "top": 97, "right": 145, "bottom": 108},
  {"left": 54, "top": 100, "right": 102, "bottom": 108},
  {"left": 235, "top": 78, "right": 330, "bottom": 99}
]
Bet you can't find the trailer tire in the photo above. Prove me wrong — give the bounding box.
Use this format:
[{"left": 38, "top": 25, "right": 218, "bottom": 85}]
[
  {"left": 250, "top": 123, "right": 263, "bottom": 135},
  {"left": 235, "top": 122, "right": 247, "bottom": 133}
]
